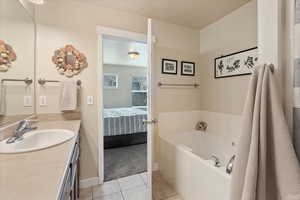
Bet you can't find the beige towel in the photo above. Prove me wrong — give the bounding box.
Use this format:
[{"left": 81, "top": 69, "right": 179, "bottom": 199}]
[
  {"left": 0, "top": 84, "right": 6, "bottom": 115},
  {"left": 230, "top": 64, "right": 300, "bottom": 200},
  {"left": 60, "top": 81, "right": 77, "bottom": 111}
]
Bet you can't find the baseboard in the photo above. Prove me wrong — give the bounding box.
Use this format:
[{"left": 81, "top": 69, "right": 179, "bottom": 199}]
[
  {"left": 80, "top": 177, "right": 100, "bottom": 189},
  {"left": 152, "top": 162, "right": 159, "bottom": 171}
]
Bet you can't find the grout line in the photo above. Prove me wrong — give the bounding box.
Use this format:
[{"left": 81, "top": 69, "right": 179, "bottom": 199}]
[
  {"left": 91, "top": 186, "right": 94, "bottom": 200},
  {"left": 117, "top": 178, "right": 125, "bottom": 200}
]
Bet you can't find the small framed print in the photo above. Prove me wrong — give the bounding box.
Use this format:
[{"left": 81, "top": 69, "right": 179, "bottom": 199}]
[
  {"left": 181, "top": 61, "right": 195, "bottom": 76},
  {"left": 162, "top": 59, "right": 178, "bottom": 75}
]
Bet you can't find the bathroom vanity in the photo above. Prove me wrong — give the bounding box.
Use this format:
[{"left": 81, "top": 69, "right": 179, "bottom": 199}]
[
  {"left": 59, "top": 130, "right": 80, "bottom": 200},
  {"left": 0, "top": 2, "right": 82, "bottom": 199},
  {"left": 0, "top": 120, "right": 81, "bottom": 200}
]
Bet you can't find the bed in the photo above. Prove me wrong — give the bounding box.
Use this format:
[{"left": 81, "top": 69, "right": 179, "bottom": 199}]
[
  {"left": 103, "top": 107, "right": 147, "bottom": 137},
  {"left": 103, "top": 107, "right": 148, "bottom": 148}
]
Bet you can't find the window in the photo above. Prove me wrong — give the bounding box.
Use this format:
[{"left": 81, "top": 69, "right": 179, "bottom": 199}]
[
  {"left": 104, "top": 73, "right": 118, "bottom": 89},
  {"left": 131, "top": 76, "right": 147, "bottom": 91},
  {"left": 132, "top": 76, "right": 147, "bottom": 106}
]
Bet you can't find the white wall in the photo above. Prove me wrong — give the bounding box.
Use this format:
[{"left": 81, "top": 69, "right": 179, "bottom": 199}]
[
  {"left": 103, "top": 64, "right": 147, "bottom": 108},
  {"left": 199, "top": 0, "right": 257, "bottom": 115},
  {"left": 35, "top": 0, "right": 201, "bottom": 180}
]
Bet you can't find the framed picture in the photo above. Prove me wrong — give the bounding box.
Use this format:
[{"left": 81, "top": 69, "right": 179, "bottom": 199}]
[
  {"left": 181, "top": 61, "right": 195, "bottom": 76},
  {"left": 162, "top": 59, "right": 177, "bottom": 75},
  {"left": 214, "top": 47, "right": 258, "bottom": 79}
]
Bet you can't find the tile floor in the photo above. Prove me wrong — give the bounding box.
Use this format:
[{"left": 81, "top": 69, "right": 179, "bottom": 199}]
[{"left": 80, "top": 172, "right": 182, "bottom": 200}]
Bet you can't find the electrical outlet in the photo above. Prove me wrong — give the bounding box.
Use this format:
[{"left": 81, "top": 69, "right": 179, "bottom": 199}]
[
  {"left": 23, "top": 96, "right": 32, "bottom": 107},
  {"left": 39, "top": 96, "right": 47, "bottom": 106},
  {"left": 87, "top": 96, "right": 94, "bottom": 105}
]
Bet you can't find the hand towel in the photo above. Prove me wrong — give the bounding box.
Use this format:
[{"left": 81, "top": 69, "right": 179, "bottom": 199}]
[
  {"left": 0, "top": 84, "right": 6, "bottom": 115},
  {"left": 60, "top": 81, "right": 77, "bottom": 111},
  {"left": 230, "top": 64, "right": 300, "bottom": 200}
]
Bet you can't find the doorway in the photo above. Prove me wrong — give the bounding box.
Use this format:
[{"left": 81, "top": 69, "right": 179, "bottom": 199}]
[
  {"left": 102, "top": 36, "right": 148, "bottom": 181},
  {"left": 97, "top": 25, "right": 153, "bottom": 200}
]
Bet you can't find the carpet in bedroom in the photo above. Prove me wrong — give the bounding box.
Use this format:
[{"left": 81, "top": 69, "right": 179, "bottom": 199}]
[{"left": 104, "top": 143, "right": 147, "bottom": 181}]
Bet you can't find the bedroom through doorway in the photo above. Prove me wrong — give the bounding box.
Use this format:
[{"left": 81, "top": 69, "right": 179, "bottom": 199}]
[{"left": 102, "top": 35, "right": 148, "bottom": 182}]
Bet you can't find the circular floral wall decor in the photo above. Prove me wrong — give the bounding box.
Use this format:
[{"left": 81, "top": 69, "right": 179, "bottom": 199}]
[
  {"left": 0, "top": 40, "right": 17, "bottom": 72},
  {"left": 52, "top": 45, "right": 88, "bottom": 77}
]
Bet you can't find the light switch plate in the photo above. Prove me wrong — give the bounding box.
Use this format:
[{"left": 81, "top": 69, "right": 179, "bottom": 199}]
[
  {"left": 39, "top": 96, "right": 47, "bottom": 106},
  {"left": 23, "top": 96, "right": 32, "bottom": 107},
  {"left": 87, "top": 96, "right": 94, "bottom": 105}
]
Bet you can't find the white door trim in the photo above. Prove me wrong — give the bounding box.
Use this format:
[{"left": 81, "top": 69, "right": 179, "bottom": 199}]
[
  {"left": 146, "top": 18, "right": 154, "bottom": 199},
  {"left": 96, "top": 26, "right": 147, "bottom": 43},
  {"left": 96, "top": 26, "right": 149, "bottom": 186}
]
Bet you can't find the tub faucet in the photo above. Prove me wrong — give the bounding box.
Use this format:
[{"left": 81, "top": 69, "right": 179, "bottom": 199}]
[
  {"left": 226, "top": 155, "right": 236, "bottom": 174},
  {"left": 210, "top": 155, "right": 221, "bottom": 167},
  {"left": 6, "top": 119, "right": 38, "bottom": 144},
  {"left": 195, "top": 121, "right": 207, "bottom": 131}
]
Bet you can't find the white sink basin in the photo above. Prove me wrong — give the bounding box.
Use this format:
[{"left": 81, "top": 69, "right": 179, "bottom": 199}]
[{"left": 0, "top": 129, "right": 75, "bottom": 154}]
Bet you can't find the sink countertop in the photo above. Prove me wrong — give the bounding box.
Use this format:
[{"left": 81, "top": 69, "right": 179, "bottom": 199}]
[{"left": 0, "top": 120, "right": 81, "bottom": 200}]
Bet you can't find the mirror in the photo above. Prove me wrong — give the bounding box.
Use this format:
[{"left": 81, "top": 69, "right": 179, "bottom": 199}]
[{"left": 0, "top": 0, "right": 35, "bottom": 127}]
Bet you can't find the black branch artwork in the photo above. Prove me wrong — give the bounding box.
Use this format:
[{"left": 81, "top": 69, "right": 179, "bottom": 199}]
[
  {"left": 218, "top": 60, "right": 224, "bottom": 74},
  {"left": 226, "top": 59, "right": 240, "bottom": 72},
  {"left": 244, "top": 56, "right": 255, "bottom": 69}
]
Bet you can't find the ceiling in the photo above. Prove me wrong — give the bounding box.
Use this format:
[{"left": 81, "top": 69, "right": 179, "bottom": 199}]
[
  {"left": 103, "top": 36, "right": 147, "bottom": 67},
  {"left": 73, "top": 0, "right": 251, "bottom": 29},
  {"left": 0, "top": 0, "right": 33, "bottom": 22}
]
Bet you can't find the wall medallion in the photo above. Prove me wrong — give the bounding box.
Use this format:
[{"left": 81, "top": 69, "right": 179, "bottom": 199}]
[
  {"left": 52, "top": 45, "right": 88, "bottom": 77},
  {"left": 0, "top": 40, "right": 17, "bottom": 72}
]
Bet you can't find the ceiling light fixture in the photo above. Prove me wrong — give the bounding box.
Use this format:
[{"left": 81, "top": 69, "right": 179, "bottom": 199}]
[
  {"left": 29, "top": 0, "right": 44, "bottom": 5},
  {"left": 128, "top": 50, "right": 140, "bottom": 59}
]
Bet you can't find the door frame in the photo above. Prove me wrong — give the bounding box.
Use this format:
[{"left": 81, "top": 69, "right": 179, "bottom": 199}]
[{"left": 96, "top": 25, "right": 152, "bottom": 190}]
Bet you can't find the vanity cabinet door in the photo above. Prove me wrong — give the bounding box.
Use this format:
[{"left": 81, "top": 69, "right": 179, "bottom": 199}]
[
  {"left": 70, "top": 137, "right": 80, "bottom": 200},
  {"left": 71, "top": 166, "right": 79, "bottom": 200},
  {"left": 60, "top": 168, "right": 72, "bottom": 200},
  {"left": 59, "top": 135, "right": 80, "bottom": 200}
]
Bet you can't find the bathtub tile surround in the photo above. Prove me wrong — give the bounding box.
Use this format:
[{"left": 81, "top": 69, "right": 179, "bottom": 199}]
[
  {"left": 158, "top": 110, "right": 241, "bottom": 200},
  {"left": 158, "top": 110, "right": 242, "bottom": 157}
]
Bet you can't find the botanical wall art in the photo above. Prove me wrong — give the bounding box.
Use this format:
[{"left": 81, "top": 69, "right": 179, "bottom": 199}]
[
  {"left": 162, "top": 59, "right": 177, "bottom": 75},
  {"left": 52, "top": 45, "right": 88, "bottom": 77},
  {"left": 214, "top": 47, "right": 258, "bottom": 78},
  {"left": 0, "top": 40, "right": 17, "bottom": 72},
  {"left": 181, "top": 61, "right": 195, "bottom": 76}
]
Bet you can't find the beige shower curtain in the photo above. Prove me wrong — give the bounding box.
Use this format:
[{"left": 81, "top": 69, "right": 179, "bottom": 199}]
[{"left": 230, "top": 64, "right": 300, "bottom": 200}]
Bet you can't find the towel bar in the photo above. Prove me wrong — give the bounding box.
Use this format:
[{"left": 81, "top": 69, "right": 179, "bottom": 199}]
[
  {"left": 38, "top": 78, "right": 81, "bottom": 86},
  {"left": 158, "top": 82, "right": 199, "bottom": 88},
  {"left": 1, "top": 78, "right": 33, "bottom": 85}
]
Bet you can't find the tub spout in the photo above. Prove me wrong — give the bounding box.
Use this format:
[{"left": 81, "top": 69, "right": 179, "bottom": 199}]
[{"left": 226, "top": 155, "right": 235, "bottom": 174}]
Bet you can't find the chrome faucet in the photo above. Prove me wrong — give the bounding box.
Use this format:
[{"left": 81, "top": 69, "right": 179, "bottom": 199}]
[
  {"left": 226, "top": 155, "right": 235, "bottom": 174},
  {"left": 210, "top": 155, "right": 221, "bottom": 167},
  {"left": 6, "top": 120, "right": 38, "bottom": 144}
]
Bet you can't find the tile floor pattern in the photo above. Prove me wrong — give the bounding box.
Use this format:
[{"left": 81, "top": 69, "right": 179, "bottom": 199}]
[{"left": 80, "top": 172, "right": 183, "bottom": 200}]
